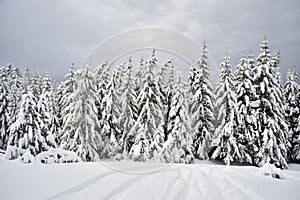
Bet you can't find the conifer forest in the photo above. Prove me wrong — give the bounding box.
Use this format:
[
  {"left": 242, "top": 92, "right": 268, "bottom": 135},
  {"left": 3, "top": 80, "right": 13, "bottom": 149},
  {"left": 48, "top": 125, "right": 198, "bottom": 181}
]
[{"left": 1, "top": 38, "right": 299, "bottom": 170}]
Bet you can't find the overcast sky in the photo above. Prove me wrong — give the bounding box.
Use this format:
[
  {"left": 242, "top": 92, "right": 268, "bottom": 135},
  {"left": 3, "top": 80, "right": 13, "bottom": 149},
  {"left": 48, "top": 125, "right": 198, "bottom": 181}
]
[{"left": 0, "top": 0, "right": 299, "bottom": 81}]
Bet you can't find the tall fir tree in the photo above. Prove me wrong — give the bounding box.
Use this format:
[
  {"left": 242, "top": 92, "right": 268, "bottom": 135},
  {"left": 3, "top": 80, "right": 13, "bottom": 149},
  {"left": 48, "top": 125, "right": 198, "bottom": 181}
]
[
  {"left": 0, "top": 65, "right": 23, "bottom": 150},
  {"left": 119, "top": 57, "right": 138, "bottom": 157},
  {"left": 161, "top": 71, "right": 193, "bottom": 163},
  {"left": 60, "top": 64, "right": 78, "bottom": 149},
  {"left": 0, "top": 66, "right": 10, "bottom": 150},
  {"left": 157, "top": 60, "right": 172, "bottom": 142},
  {"left": 129, "top": 50, "right": 165, "bottom": 162},
  {"left": 212, "top": 53, "right": 242, "bottom": 165},
  {"left": 99, "top": 69, "right": 122, "bottom": 158},
  {"left": 94, "top": 62, "right": 110, "bottom": 123},
  {"left": 189, "top": 42, "right": 215, "bottom": 159},
  {"left": 253, "top": 37, "right": 289, "bottom": 168},
  {"left": 67, "top": 64, "right": 101, "bottom": 161},
  {"left": 6, "top": 70, "right": 45, "bottom": 162},
  {"left": 37, "top": 73, "right": 58, "bottom": 149},
  {"left": 284, "top": 69, "right": 300, "bottom": 161},
  {"left": 234, "top": 52, "right": 258, "bottom": 163},
  {"left": 164, "top": 60, "right": 176, "bottom": 141},
  {"left": 8, "top": 67, "right": 23, "bottom": 130}
]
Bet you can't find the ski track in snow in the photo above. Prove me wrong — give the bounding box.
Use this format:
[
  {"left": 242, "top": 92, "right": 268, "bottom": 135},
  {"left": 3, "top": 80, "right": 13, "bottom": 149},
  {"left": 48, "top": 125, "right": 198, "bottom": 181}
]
[
  {"left": 46, "top": 164, "right": 152, "bottom": 200},
  {"left": 102, "top": 168, "right": 178, "bottom": 200},
  {"left": 47, "top": 164, "right": 270, "bottom": 200},
  {"left": 197, "top": 167, "right": 222, "bottom": 199},
  {"left": 223, "top": 170, "right": 264, "bottom": 200},
  {"left": 46, "top": 170, "right": 116, "bottom": 200},
  {"left": 47, "top": 165, "right": 175, "bottom": 200},
  {"left": 173, "top": 166, "right": 205, "bottom": 200},
  {"left": 202, "top": 167, "right": 250, "bottom": 199},
  {"left": 101, "top": 175, "right": 144, "bottom": 200},
  {"left": 161, "top": 168, "right": 182, "bottom": 200},
  {"left": 102, "top": 175, "right": 142, "bottom": 200}
]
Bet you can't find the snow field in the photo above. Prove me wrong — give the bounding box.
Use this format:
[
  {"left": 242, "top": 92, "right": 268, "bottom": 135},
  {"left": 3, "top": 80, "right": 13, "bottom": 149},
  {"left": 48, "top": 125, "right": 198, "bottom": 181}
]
[{"left": 0, "top": 159, "right": 299, "bottom": 200}]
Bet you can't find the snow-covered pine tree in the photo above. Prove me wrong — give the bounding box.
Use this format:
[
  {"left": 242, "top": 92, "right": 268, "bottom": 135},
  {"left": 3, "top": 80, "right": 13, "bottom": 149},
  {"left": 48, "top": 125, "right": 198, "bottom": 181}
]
[
  {"left": 211, "top": 52, "right": 242, "bottom": 165},
  {"left": 271, "top": 51, "right": 291, "bottom": 159},
  {"left": 0, "top": 65, "right": 23, "bottom": 150},
  {"left": 189, "top": 42, "right": 215, "bottom": 159},
  {"left": 94, "top": 62, "right": 109, "bottom": 122},
  {"left": 0, "top": 66, "right": 11, "bottom": 150},
  {"left": 163, "top": 60, "right": 176, "bottom": 141},
  {"left": 284, "top": 69, "right": 300, "bottom": 161},
  {"left": 59, "top": 64, "right": 78, "bottom": 149},
  {"left": 161, "top": 71, "right": 193, "bottom": 163},
  {"left": 7, "top": 66, "right": 23, "bottom": 129},
  {"left": 253, "top": 37, "right": 289, "bottom": 169},
  {"left": 66, "top": 64, "right": 101, "bottom": 161},
  {"left": 234, "top": 52, "right": 258, "bottom": 164},
  {"left": 37, "top": 73, "right": 58, "bottom": 150},
  {"left": 54, "top": 81, "right": 64, "bottom": 143},
  {"left": 294, "top": 90, "right": 300, "bottom": 161},
  {"left": 119, "top": 57, "right": 138, "bottom": 157},
  {"left": 99, "top": 69, "right": 122, "bottom": 158},
  {"left": 129, "top": 50, "right": 165, "bottom": 162},
  {"left": 6, "top": 69, "right": 44, "bottom": 162}
]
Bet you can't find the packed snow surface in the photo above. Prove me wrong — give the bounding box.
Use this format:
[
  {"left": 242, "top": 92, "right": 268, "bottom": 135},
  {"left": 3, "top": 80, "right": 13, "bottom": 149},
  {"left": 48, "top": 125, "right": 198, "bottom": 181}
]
[{"left": 0, "top": 158, "right": 299, "bottom": 200}]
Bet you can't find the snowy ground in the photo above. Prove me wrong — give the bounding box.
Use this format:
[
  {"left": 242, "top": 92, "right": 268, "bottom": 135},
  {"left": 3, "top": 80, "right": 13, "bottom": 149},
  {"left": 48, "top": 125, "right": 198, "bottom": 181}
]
[{"left": 0, "top": 157, "right": 300, "bottom": 200}]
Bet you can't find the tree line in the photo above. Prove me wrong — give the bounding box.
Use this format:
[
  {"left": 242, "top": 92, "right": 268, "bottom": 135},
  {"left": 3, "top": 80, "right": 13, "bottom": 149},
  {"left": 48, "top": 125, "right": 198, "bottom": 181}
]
[{"left": 0, "top": 38, "right": 299, "bottom": 169}]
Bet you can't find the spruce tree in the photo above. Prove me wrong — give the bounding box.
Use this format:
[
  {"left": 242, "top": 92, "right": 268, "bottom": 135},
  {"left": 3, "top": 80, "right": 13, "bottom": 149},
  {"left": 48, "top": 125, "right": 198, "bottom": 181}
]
[
  {"left": 164, "top": 60, "right": 176, "bottom": 141},
  {"left": 99, "top": 69, "right": 122, "bottom": 158},
  {"left": 161, "top": 72, "right": 193, "bottom": 163},
  {"left": 157, "top": 60, "right": 170, "bottom": 141},
  {"left": 60, "top": 64, "right": 78, "bottom": 149},
  {"left": 94, "top": 62, "right": 110, "bottom": 122},
  {"left": 129, "top": 50, "right": 165, "bottom": 162},
  {"left": 234, "top": 52, "right": 257, "bottom": 163},
  {"left": 211, "top": 53, "right": 241, "bottom": 165},
  {"left": 253, "top": 37, "right": 289, "bottom": 168},
  {"left": 8, "top": 66, "right": 23, "bottom": 129},
  {"left": 0, "top": 65, "right": 22, "bottom": 150},
  {"left": 284, "top": 69, "right": 300, "bottom": 161},
  {"left": 189, "top": 42, "right": 215, "bottom": 159},
  {"left": 37, "top": 73, "right": 58, "bottom": 149},
  {"left": 0, "top": 66, "right": 10, "bottom": 150},
  {"left": 67, "top": 64, "right": 101, "bottom": 161},
  {"left": 119, "top": 58, "right": 138, "bottom": 157},
  {"left": 6, "top": 70, "right": 44, "bottom": 162}
]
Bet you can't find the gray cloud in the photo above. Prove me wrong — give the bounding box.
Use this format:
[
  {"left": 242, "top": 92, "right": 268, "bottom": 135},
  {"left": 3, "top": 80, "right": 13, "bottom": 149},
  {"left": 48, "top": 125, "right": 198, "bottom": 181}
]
[{"left": 0, "top": 0, "right": 299, "bottom": 81}]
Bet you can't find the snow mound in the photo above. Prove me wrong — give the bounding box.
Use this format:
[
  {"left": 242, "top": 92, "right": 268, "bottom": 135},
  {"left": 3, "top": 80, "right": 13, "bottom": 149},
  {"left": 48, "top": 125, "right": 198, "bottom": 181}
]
[
  {"left": 261, "top": 163, "right": 283, "bottom": 179},
  {"left": 5, "top": 145, "right": 19, "bottom": 160},
  {"left": 21, "top": 150, "right": 35, "bottom": 163},
  {"left": 36, "top": 148, "right": 82, "bottom": 164}
]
